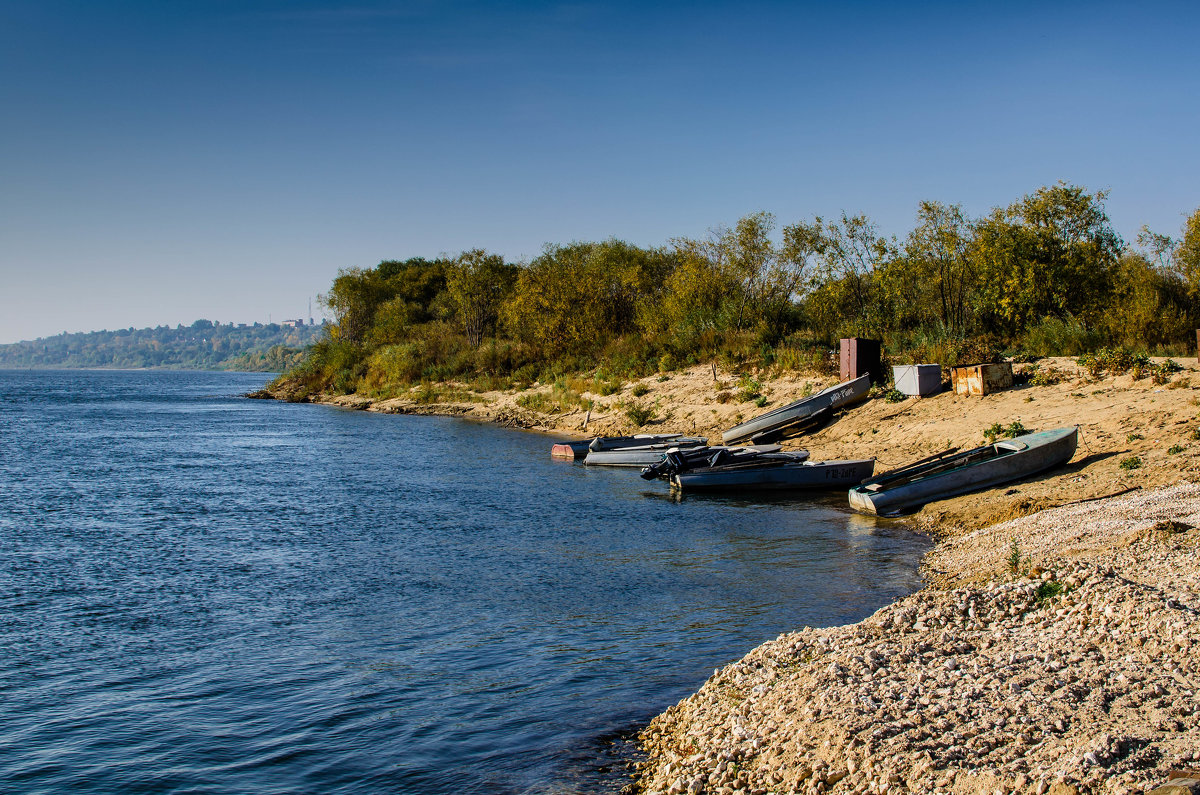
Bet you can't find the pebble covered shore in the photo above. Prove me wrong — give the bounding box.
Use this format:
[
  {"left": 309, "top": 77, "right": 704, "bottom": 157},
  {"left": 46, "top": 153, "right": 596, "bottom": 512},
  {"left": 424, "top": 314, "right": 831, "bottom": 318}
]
[{"left": 634, "top": 483, "right": 1200, "bottom": 795}]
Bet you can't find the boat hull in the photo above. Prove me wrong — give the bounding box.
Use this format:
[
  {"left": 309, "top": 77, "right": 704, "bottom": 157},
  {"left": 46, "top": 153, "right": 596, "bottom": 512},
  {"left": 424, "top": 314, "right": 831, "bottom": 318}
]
[
  {"left": 584, "top": 443, "right": 709, "bottom": 467},
  {"left": 721, "top": 375, "right": 870, "bottom": 445},
  {"left": 849, "top": 427, "right": 1078, "bottom": 515},
  {"left": 550, "top": 434, "right": 703, "bottom": 460},
  {"left": 672, "top": 458, "right": 875, "bottom": 492}
]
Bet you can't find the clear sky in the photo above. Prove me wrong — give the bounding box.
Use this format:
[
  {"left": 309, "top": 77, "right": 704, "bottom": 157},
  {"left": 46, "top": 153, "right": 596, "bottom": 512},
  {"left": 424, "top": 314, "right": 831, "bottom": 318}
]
[{"left": 1, "top": 0, "right": 1197, "bottom": 343}]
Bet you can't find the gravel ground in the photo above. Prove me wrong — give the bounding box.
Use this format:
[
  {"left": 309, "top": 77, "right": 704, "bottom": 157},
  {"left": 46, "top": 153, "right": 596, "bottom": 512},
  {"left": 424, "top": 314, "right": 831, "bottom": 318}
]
[{"left": 634, "top": 484, "right": 1200, "bottom": 795}]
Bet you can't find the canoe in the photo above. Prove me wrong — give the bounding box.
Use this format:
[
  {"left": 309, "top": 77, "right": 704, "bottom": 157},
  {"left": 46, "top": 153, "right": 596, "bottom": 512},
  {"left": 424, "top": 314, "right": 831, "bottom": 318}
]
[
  {"left": 584, "top": 439, "right": 711, "bottom": 467},
  {"left": 550, "top": 433, "right": 704, "bottom": 460},
  {"left": 848, "top": 426, "right": 1078, "bottom": 516},
  {"left": 721, "top": 374, "right": 871, "bottom": 445},
  {"left": 671, "top": 457, "right": 875, "bottom": 493},
  {"left": 640, "top": 445, "right": 800, "bottom": 481}
]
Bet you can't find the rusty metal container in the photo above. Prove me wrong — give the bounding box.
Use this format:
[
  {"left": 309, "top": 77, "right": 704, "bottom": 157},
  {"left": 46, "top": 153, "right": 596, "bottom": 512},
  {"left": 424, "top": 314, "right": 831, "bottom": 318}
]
[
  {"left": 952, "top": 362, "right": 1014, "bottom": 396},
  {"left": 839, "top": 338, "right": 882, "bottom": 384}
]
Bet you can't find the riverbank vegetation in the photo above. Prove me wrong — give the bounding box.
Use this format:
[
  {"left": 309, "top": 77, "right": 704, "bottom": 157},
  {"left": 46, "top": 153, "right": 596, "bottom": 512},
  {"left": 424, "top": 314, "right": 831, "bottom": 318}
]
[{"left": 275, "top": 184, "right": 1200, "bottom": 400}]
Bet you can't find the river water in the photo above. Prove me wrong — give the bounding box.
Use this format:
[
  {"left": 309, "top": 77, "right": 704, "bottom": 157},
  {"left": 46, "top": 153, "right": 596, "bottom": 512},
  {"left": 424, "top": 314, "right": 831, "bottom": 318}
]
[{"left": 0, "top": 369, "right": 928, "bottom": 794}]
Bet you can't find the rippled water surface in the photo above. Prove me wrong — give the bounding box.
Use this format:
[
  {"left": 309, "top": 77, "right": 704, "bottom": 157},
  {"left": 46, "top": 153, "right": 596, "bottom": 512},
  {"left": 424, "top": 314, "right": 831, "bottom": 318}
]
[{"left": 0, "top": 369, "right": 928, "bottom": 794}]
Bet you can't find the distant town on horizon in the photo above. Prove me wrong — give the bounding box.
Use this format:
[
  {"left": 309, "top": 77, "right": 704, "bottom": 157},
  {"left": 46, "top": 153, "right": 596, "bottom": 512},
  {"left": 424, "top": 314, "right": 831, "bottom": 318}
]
[{"left": 0, "top": 318, "right": 327, "bottom": 372}]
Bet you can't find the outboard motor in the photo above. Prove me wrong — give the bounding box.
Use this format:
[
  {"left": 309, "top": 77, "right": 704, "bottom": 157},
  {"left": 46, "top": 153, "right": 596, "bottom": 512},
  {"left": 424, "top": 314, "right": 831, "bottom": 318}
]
[{"left": 641, "top": 448, "right": 687, "bottom": 480}]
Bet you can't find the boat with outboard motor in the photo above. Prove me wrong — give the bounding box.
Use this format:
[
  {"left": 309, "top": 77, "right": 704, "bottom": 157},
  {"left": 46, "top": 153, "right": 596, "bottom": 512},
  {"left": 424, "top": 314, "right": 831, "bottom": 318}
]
[
  {"left": 639, "top": 444, "right": 798, "bottom": 481},
  {"left": 670, "top": 457, "right": 875, "bottom": 493}
]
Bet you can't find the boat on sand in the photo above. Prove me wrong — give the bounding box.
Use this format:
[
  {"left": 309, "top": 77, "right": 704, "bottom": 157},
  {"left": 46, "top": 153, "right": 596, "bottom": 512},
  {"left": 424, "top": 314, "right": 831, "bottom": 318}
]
[
  {"left": 848, "top": 426, "right": 1078, "bottom": 516},
  {"left": 721, "top": 375, "right": 871, "bottom": 445}
]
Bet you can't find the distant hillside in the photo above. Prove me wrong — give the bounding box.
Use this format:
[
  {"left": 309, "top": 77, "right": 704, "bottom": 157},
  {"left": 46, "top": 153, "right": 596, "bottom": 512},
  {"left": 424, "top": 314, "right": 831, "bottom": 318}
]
[{"left": 0, "top": 320, "right": 326, "bottom": 371}]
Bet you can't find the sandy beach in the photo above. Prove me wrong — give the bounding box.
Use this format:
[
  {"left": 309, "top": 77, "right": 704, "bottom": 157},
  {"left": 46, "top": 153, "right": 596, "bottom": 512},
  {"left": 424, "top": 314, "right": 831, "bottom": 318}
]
[{"left": 271, "top": 357, "right": 1200, "bottom": 793}]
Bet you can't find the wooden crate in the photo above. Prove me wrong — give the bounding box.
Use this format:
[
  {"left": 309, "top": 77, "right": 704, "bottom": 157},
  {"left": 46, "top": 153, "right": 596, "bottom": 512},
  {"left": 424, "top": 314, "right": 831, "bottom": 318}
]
[{"left": 952, "top": 362, "right": 1013, "bottom": 396}]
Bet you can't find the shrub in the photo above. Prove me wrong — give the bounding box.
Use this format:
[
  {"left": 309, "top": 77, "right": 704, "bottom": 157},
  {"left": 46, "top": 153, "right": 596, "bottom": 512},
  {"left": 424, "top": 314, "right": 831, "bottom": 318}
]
[
  {"left": 631, "top": 383, "right": 650, "bottom": 397},
  {"left": 1035, "top": 581, "right": 1064, "bottom": 604},
  {"left": 1168, "top": 444, "right": 1185, "bottom": 455},
  {"left": 1076, "top": 348, "right": 1150, "bottom": 380},
  {"left": 625, "top": 402, "right": 656, "bottom": 427},
  {"left": 1007, "top": 539, "right": 1024, "bottom": 575},
  {"left": 1099, "top": 348, "right": 1135, "bottom": 375},
  {"left": 1025, "top": 363, "right": 1066, "bottom": 386},
  {"left": 883, "top": 388, "right": 906, "bottom": 403},
  {"left": 1151, "top": 359, "right": 1184, "bottom": 385},
  {"left": 1076, "top": 353, "right": 1104, "bottom": 380},
  {"left": 1005, "top": 420, "right": 1029, "bottom": 437},
  {"left": 736, "top": 374, "right": 762, "bottom": 402},
  {"left": 1130, "top": 352, "right": 1152, "bottom": 380},
  {"left": 773, "top": 338, "right": 838, "bottom": 376},
  {"left": 1119, "top": 455, "right": 1142, "bottom": 470},
  {"left": 983, "top": 421, "right": 1029, "bottom": 443},
  {"left": 516, "top": 385, "right": 591, "bottom": 413},
  {"left": 596, "top": 378, "right": 624, "bottom": 396},
  {"left": 1020, "top": 316, "right": 1103, "bottom": 357}
]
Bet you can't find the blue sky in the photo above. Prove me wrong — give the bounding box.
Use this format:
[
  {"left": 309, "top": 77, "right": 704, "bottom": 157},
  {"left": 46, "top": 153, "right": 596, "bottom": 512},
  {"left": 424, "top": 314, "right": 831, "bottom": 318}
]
[{"left": 1, "top": 0, "right": 1197, "bottom": 343}]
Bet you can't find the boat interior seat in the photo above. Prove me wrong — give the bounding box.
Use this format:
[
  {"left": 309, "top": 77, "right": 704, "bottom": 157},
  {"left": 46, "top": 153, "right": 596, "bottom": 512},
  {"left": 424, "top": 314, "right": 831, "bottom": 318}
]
[{"left": 995, "top": 440, "right": 1028, "bottom": 452}]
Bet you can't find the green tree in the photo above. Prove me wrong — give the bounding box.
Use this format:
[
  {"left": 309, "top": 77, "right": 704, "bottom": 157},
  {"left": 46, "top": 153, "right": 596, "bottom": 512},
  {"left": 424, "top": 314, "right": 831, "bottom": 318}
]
[
  {"left": 502, "top": 240, "right": 673, "bottom": 358},
  {"left": 445, "top": 249, "right": 517, "bottom": 347},
  {"left": 653, "top": 244, "right": 740, "bottom": 344},
  {"left": 661, "top": 213, "right": 816, "bottom": 343},
  {"left": 320, "top": 267, "right": 394, "bottom": 345},
  {"left": 802, "top": 213, "right": 893, "bottom": 338},
  {"left": 1102, "top": 251, "right": 1191, "bottom": 348},
  {"left": 1175, "top": 207, "right": 1200, "bottom": 298},
  {"left": 901, "top": 201, "right": 975, "bottom": 333},
  {"left": 971, "top": 183, "right": 1121, "bottom": 335}
]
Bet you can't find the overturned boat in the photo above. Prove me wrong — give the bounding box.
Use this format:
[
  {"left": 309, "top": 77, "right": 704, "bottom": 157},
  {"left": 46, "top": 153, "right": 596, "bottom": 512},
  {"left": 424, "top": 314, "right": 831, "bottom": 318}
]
[
  {"left": 721, "top": 374, "right": 871, "bottom": 445},
  {"left": 848, "top": 426, "right": 1079, "bottom": 516},
  {"left": 550, "top": 433, "right": 706, "bottom": 460}
]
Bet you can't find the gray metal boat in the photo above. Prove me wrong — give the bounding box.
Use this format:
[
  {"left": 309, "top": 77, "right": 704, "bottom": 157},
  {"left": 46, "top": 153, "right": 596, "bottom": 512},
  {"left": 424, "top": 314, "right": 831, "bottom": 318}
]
[
  {"left": 639, "top": 444, "right": 797, "bottom": 480},
  {"left": 670, "top": 457, "right": 875, "bottom": 493},
  {"left": 848, "top": 426, "right": 1078, "bottom": 516},
  {"left": 721, "top": 374, "right": 871, "bottom": 445},
  {"left": 583, "top": 438, "right": 711, "bottom": 467},
  {"left": 550, "top": 433, "right": 704, "bottom": 460}
]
